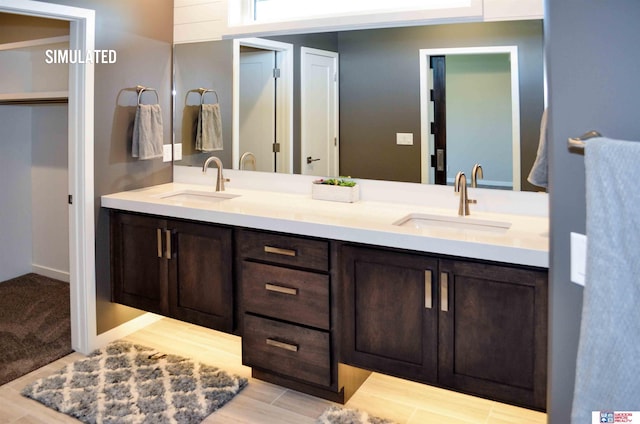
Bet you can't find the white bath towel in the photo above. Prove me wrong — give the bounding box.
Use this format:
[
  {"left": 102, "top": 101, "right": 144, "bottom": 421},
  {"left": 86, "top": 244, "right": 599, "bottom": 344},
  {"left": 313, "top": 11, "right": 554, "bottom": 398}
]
[
  {"left": 527, "top": 108, "right": 548, "bottom": 188},
  {"left": 132, "top": 104, "right": 164, "bottom": 160},
  {"left": 571, "top": 137, "right": 640, "bottom": 423},
  {"left": 196, "top": 103, "right": 223, "bottom": 152}
]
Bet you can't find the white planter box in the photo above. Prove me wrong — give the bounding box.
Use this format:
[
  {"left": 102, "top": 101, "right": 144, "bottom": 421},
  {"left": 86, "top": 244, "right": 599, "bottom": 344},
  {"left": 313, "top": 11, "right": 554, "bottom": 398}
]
[{"left": 311, "top": 183, "right": 360, "bottom": 203}]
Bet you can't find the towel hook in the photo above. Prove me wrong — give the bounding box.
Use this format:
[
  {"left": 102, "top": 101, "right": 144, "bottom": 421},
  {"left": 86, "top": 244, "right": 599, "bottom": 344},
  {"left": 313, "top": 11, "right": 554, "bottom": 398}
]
[
  {"left": 197, "top": 87, "right": 219, "bottom": 105},
  {"left": 568, "top": 130, "right": 602, "bottom": 153},
  {"left": 136, "top": 84, "right": 159, "bottom": 105}
]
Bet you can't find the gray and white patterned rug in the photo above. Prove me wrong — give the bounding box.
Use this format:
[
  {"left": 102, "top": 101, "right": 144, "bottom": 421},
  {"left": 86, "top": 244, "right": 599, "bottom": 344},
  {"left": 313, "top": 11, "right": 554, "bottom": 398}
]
[
  {"left": 21, "top": 341, "right": 247, "bottom": 424},
  {"left": 317, "top": 405, "right": 397, "bottom": 424}
]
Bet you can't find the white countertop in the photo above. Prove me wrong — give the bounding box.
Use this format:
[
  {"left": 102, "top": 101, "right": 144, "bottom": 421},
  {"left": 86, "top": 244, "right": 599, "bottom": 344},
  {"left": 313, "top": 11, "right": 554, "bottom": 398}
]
[{"left": 101, "top": 177, "right": 549, "bottom": 268}]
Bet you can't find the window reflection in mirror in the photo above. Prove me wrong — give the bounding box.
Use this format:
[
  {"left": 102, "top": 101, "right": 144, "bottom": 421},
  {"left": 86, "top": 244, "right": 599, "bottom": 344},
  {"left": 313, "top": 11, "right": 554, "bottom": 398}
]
[{"left": 173, "top": 20, "right": 544, "bottom": 191}]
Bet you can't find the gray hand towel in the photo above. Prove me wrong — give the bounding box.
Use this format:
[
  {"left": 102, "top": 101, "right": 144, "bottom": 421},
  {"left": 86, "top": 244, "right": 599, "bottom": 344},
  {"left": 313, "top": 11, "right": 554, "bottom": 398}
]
[
  {"left": 132, "top": 104, "right": 164, "bottom": 160},
  {"left": 527, "top": 108, "right": 548, "bottom": 188},
  {"left": 196, "top": 103, "right": 223, "bottom": 152},
  {"left": 571, "top": 137, "right": 640, "bottom": 423}
]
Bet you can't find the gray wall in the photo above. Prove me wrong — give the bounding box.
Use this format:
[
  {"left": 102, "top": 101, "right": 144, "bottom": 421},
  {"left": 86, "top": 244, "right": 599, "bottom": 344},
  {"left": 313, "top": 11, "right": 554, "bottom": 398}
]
[
  {"left": 31, "top": 105, "right": 69, "bottom": 277},
  {"left": 174, "top": 40, "right": 234, "bottom": 168},
  {"left": 546, "top": 1, "right": 640, "bottom": 422},
  {"left": 37, "top": 0, "right": 174, "bottom": 334},
  {"left": 0, "top": 106, "right": 33, "bottom": 281},
  {"left": 338, "top": 20, "right": 544, "bottom": 187}
]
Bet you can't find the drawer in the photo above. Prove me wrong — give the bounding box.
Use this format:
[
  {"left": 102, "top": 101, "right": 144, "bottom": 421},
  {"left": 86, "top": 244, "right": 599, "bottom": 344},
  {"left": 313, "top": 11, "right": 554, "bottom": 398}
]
[
  {"left": 236, "top": 229, "right": 329, "bottom": 272},
  {"left": 241, "top": 261, "right": 330, "bottom": 330},
  {"left": 242, "top": 314, "right": 331, "bottom": 387}
]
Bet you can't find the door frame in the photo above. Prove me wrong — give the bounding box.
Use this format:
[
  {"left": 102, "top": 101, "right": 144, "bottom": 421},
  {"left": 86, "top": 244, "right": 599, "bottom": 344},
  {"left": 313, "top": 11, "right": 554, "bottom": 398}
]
[
  {"left": 0, "top": 0, "right": 96, "bottom": 354},
  {"left": 232, "top": 37, "right": 293, "bottom": 173},
  {"left": 300, "top": 47, "right": 339, "bottom": 176},
  {"left": 419, "top": 46, "right": 521, "bottom": 190}
]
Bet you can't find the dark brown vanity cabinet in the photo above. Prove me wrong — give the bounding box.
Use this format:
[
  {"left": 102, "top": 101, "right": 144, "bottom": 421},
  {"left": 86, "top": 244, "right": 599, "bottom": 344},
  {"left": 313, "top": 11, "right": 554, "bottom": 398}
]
[
  {"left": 341, "top": 245, "right": 439, "bottom": 384},
  {"left": 110, "top": 211, "right": 233, "bottom": 333},
  {"left": 237, "top": 229, "right": 369, "bottom": 403},
  {"left": 341, "top": 244, "right": 548, "bottom": 411}
]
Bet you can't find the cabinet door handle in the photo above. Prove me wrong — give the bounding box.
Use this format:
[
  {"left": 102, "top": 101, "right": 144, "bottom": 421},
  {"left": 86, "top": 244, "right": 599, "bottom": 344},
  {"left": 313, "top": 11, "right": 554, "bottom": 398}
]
[
  {"left": 424, "top": 270, "right": 433, "bottom": 309},
  {"left": 440, "top": 272, "right": 449, "bottom": 312},
  {"left": 264, "top": 245, "right": 297, "bottom": 257},
  {"left": 266, "top": 338, "right": 298, "bottom": 352},
  {"left": 265, "top": 283, "right": 298, "bottom": 296},
  {"left": 164, "top": 229, "right": 172, "bottom": 259},
  {"left": 157, "top": 228, "right": 163, "bottom": 258}
]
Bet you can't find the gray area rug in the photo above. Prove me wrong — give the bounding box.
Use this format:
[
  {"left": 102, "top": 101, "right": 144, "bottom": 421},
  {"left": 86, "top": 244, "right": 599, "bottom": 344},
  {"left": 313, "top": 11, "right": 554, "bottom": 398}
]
[
  {"left": 0, "top": 273, "right": 72, "bottom": 386},
  {"left": 317, "top": 406, "right": 397, "bottom": 424},
  {"left": 22, "top": 341, "right": 248, "bottom": 424}
]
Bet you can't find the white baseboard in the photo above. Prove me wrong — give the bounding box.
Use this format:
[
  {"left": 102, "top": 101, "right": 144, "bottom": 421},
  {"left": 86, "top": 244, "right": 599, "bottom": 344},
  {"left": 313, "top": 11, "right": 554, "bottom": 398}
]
[
  {"left": 93, "top": 313, "right": 164, "bottom": 351},
  {"left": 32, "top": 264, "right": 70, "bottom": 283}
]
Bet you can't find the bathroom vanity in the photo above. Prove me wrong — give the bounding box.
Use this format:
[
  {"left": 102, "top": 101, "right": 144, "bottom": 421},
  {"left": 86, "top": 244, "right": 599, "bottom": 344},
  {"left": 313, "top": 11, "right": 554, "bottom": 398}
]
[{"left": 103, "top": 171, "right": 548, "bottom": 410}]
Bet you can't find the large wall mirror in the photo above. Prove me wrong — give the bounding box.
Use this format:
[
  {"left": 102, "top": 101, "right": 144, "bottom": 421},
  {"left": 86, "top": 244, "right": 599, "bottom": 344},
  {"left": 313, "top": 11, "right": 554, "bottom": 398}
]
[{"left": 173, "top": 19, "right": 544, "bottom": 191}]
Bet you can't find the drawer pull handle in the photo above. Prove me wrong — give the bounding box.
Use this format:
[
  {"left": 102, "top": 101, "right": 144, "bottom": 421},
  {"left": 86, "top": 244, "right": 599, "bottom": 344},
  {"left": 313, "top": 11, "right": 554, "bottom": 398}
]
[
  {"left": 424, "top": 270, "right": 433, "bottom": 309},
  {"left": 157, "top": 228, "right": 163, "bottom": 258},
  {"left": 264, "top": 245, "right": 297, "bottom": 257},
  {"left": 266, "top": 338, "right": 298, "bottom": 352},
  {"left": 440, "top": 272, "right": 449, "bottom": 312},
  {"left": 165, "top": 229, "right": 172, "bottom": 260},
  {"left": 265, "top": 283, "right": 298, "bottom": 296}
]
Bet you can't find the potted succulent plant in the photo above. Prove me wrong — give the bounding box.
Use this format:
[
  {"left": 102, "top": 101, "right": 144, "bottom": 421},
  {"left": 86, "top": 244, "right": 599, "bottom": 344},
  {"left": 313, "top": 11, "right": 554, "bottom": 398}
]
[{"left": 311, "top": 177, "right": 360, "bottom": 203}]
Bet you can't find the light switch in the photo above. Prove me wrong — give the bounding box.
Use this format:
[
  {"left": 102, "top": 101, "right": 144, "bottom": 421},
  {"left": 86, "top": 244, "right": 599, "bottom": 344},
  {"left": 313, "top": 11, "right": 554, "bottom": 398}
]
[
  {"left": 174, "top": 143, "right": 182, "bottom": 161},
  {"left": 396, "top": 133, "right": 413, "bottom": 145},
  {"left": 570, "top": 232, "right": 587, "bottom": 286},
  {"left": 163, "top": 144, "right": 172, "bottom": 162}
]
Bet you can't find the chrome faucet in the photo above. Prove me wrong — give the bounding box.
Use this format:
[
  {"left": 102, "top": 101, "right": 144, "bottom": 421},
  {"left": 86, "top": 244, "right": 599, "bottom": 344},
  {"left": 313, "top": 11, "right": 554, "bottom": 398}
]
[
  {"left": 471, "top": 163, "right": 483, "bottom": 188},
  {"left": 202, "top": 156, "right": 229, "bottom": 191},
  {"left": 239, "top": 152, "right": 257, "bottom": 171},
  {"left": 454, "top": 171, "right": 477, "bottom": 216}
]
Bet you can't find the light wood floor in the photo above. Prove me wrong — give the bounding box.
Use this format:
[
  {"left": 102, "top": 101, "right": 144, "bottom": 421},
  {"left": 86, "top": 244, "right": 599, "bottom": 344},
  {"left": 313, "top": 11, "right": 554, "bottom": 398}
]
[{"left": 0, "top": 318, "right": 547, "bottom": 424}]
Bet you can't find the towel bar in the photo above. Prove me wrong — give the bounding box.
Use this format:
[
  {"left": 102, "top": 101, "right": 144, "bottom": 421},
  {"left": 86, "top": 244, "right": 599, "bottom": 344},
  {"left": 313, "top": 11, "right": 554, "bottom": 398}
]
[
  {"left": 136, "top": 84, "right": 159, "bottom": 105},
  {"left": 567, "top": 130, "right": 602, "bottom": 153}
]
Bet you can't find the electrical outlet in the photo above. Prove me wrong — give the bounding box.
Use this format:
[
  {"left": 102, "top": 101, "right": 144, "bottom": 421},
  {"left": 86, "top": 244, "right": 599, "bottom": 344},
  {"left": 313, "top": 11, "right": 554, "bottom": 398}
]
[
  {"left": 396, "top": 133, "right": 413, "bottom": 145},
  {"left": 571, "top": 232, "right": 587, "bottom": 286},
  {"left": 174, "top": 143, "right": 182, "bottom": 161}
]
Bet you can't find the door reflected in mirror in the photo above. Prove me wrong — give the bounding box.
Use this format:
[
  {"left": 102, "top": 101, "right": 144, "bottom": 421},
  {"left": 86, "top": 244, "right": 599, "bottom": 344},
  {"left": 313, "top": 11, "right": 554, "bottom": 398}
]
[{"left": 173, "top": 20, "right": 544, "bottom": 191}]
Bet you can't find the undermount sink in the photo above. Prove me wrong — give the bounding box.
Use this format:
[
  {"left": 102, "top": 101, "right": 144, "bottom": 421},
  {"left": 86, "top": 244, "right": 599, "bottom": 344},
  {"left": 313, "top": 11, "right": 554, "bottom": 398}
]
[
  {"left": 155, "top": 189, "right": 240, "bottom": 203},
  {"left": 393, "top": 213, "right": 512, "bottom": 232}
]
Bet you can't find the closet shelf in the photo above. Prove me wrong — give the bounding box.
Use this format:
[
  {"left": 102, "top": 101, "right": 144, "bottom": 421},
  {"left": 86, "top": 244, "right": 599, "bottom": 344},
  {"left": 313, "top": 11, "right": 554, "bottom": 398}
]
[
  {"left": 0, "top": 35, "right": 70, "bottom": 52},
  {"left": 0, "top": 91, "right": 69, "bottom": 105}
]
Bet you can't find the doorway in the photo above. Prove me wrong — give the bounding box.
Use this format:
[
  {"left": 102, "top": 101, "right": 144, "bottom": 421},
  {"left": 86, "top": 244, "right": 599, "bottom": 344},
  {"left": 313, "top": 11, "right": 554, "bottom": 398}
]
[
  {"left": 419, "top": 46, "right": 521, "bottom": 190},
  {"left": 0, "top": 1, "right": 96, "bottom": 355},
  {"left": 239, "top": 47, "right": 277, "bottom": 172},
  {"left": 233, "top": 38, "right": 293, "bottom": 173},
  {"left": 300, "top": 47, "right": 339, "bottom": 177}
]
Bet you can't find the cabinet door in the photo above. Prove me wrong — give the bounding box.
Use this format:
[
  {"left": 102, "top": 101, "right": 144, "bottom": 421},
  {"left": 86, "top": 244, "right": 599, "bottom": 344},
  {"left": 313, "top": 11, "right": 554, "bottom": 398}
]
[
  {"left": 111, "top": 212, "right": 168, "bottom": 315},
  {"left": 341, "top": 245, "right": 438, "bottom": 383},
  {"left": 168, "top": 220, "right": 233, "bottom": 332},
  {"left": 438, "top": 260, "right": 547, "bottom": 410}
]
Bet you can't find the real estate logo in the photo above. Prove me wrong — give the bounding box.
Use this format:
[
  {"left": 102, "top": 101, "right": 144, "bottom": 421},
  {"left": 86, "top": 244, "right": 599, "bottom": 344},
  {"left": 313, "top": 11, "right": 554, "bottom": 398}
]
[
  {"left": 594, "top": 411, "right": 637, "bottom": 423},
  {"left": 45, "top": 49, "right": 117, "bottom": 64}
]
